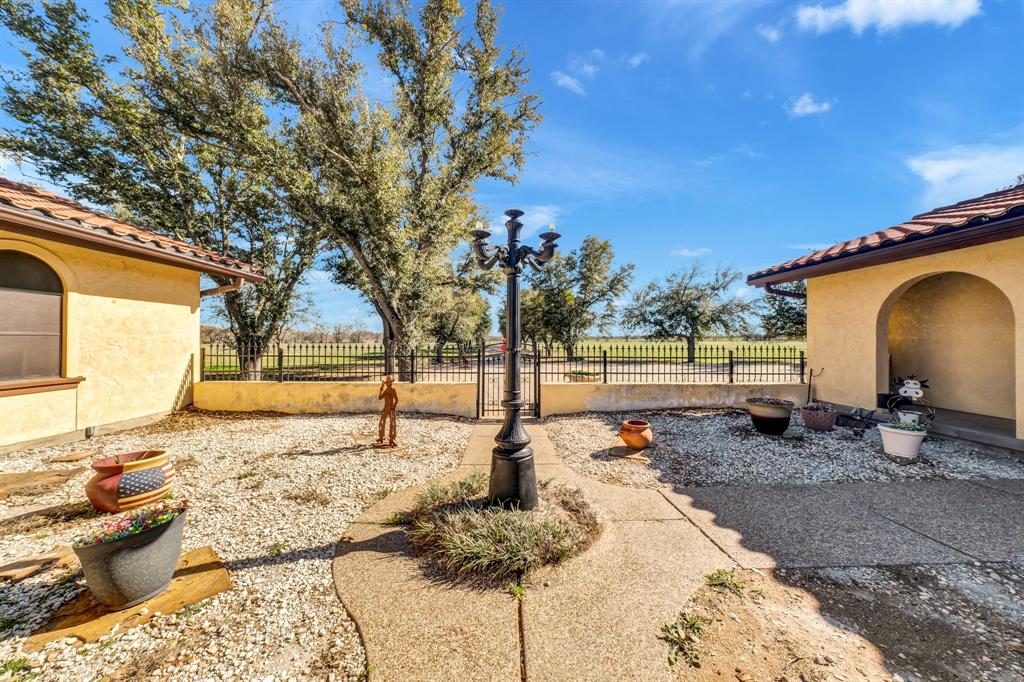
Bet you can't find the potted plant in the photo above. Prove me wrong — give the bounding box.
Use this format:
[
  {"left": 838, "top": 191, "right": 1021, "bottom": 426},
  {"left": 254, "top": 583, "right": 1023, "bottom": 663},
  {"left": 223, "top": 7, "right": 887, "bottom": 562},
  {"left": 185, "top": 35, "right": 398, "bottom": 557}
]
[
  {"left": 746, "top": 397, "right": 794, "bottom": 435},
  {"left": 73, "top": 499, "right": 188, "bottom": 610},
  {"left": 565, "top": 369, "right": 601, "bottom": 383},
  {"left": 877, "top": 420, "right": 927, "bottom": 463},
  {"left": 800, "top": 401, "right": 837, "bottom": 432}
]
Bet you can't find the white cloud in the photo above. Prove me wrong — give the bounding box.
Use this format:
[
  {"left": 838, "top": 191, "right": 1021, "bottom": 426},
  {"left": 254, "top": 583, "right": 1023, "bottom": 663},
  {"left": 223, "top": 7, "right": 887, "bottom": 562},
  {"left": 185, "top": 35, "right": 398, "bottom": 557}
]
[
  {"left": 626, "top": 52, "right": 650, "bottom": 68},
  {"left": 907, "top": 143, "right": 1024, "bottom": 207},
  {"left": 672, "top": 247, "right": 712, "bottom": 257},
  {"left": 569, "top": 58, "right": 598, "bottom": 79},
  {"left": 733, "top": 284, "right": 758, "bottom": 300},
  {"left": 653, "top": 0, "right": 772, "bottom": 62},
  {"left": 796, "top": 0, "right": 981, "bottom": 34},
  {"left": 756, "top": 24, "right": 781, "bottom": 43},
  {"left": 589, "top": 48, "right": 605, "bottom": 60},
  {"left": 787, "top": 92, "right": 832, "bottom": 117},
  {"left": 551, "top": 71, "right": 586, "bottom": 96}
]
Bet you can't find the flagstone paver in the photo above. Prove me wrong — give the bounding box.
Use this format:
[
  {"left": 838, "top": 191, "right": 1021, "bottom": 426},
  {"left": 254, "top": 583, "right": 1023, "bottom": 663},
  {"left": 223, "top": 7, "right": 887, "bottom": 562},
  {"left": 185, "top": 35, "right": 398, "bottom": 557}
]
[{"left": 332, "top": 421, "right": 1024, "bottom": 680}]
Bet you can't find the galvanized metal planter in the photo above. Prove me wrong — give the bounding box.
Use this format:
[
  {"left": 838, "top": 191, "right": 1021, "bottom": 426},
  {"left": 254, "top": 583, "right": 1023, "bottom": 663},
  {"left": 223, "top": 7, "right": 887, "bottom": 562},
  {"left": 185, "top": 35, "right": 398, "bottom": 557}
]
[{"left": 74, "top": 511, "right": 186, "bottom": 610}]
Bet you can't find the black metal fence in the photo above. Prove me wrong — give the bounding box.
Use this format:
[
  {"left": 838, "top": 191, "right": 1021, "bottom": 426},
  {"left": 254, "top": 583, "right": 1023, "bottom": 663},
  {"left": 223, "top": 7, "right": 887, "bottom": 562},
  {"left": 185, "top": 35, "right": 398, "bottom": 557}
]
[
  {"left": 201, "top": 342, "right": 805, "bottom": 384},
  {"left": 200, "top": 343, "right": 478, "bottom": 382}
]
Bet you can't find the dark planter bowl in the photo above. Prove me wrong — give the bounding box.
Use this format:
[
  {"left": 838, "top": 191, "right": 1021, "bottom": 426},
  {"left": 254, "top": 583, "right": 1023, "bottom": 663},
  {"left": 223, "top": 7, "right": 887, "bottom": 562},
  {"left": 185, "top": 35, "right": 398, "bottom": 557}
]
[
  {"left": 746, "top": 398, "right": 794, "bottom": 436},
  {"left": 74, "top": 511, "right": 186, "bottom": 610}
]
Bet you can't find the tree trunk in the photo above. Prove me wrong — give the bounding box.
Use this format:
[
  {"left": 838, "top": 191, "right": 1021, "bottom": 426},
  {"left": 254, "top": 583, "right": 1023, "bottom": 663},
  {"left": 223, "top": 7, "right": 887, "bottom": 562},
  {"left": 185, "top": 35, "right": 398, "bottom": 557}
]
[
  {"left": 236, "top": 340, "right": 265, "bottom": 381},
  {"left": 686, "top": 335, "right": 696, "bottom": 364}
]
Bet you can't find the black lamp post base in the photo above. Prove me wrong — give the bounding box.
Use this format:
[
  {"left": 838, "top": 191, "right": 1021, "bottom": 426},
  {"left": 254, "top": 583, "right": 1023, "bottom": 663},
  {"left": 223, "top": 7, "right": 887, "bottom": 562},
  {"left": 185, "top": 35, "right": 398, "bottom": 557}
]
[{"left": 488, "top": 447, "right": 538, "bottom": 510}]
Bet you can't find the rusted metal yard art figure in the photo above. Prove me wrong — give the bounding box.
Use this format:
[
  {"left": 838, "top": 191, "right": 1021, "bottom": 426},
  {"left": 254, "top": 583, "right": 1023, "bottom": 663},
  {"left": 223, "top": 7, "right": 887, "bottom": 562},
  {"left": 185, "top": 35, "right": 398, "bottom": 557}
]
[{"left": 376, "top": 375, "right": 398, "bottom": 448}]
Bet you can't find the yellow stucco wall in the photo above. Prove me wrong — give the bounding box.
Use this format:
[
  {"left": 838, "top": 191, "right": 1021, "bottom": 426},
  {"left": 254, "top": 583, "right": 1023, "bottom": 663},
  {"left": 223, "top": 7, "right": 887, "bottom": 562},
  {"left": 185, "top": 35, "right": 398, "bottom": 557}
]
[
  {"left": 194, "top": 381, "right": 478, "bottom": 418},
  {"left": 0, "top": 230, "right": 200, "bottom": 450},
  {"left": 540, "top": 383, "right": 808, "bottom": 417},
  {"left": 806, "top": 237, "right": 1024, "bottom": 435}
]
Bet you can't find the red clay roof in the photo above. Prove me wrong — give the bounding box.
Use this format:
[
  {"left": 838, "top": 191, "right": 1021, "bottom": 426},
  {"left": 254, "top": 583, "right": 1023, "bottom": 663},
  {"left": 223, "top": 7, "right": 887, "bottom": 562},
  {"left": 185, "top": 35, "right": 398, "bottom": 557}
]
[
  {"left": 0, "top": 177, "right": 265, "bottom": 281},
  {"left": 748, "top": 184, "right": 1024, "bottom": 285}
]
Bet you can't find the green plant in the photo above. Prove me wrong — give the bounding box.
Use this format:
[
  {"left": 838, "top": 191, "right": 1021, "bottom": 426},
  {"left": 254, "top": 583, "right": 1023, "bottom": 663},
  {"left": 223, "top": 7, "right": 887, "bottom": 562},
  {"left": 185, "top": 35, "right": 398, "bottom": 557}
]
[
  {"left": 752, "top": 586, "right": 768, "bottom": 600},
  {"left": 0, "top": 616, "right": 16, "bottom": 633},
  {"left": 706, "top": 568, "right": 745, "bottom": 597},
  {"left": 75, "top": 500, "right": 188, "bottom": 547},
  {"left": 659, "top": 612, "right": 704, "bottom": 667},
  {"left": 0, "top": 657, "right": 31, "bottom": 676},
  {"left": 885, "top": 419, "right": 928, "bottom": 432},
  {"left": 406, "top": 476, "right": 599, "bottom": 579},
  {"left": 506, "top": 583, "right": 526, "bottom": 601},
  {"left": 383, "top": 512, "right": 411, "bottom": 526},
  {"left": 269, "top": 541, "right": 287, "bottom": 557}
]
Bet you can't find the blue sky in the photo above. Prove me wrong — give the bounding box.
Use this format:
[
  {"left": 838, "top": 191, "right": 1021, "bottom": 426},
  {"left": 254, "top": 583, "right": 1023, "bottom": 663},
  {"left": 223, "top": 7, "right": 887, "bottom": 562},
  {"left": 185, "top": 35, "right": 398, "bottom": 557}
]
[{"left": 3, "top": 0, "right": 1022, "bottom": 332}]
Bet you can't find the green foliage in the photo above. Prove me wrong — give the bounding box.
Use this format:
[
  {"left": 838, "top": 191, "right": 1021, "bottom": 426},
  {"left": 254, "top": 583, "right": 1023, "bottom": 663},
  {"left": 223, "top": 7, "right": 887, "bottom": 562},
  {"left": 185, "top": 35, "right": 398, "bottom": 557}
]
[
  {"left": 506, "top": 582, "right": 525, "bottom": 600},
  {"left": 759, "top": 280, "right": 807, "bottom": 339},
  {"left": 621, "top": 264, "right": 753, "bottom": 360},
  {"left": 406, "top": 476, "right": 599, "bottom": 579},
  {"left": 268, "top": 540, "right": 287, "bottom": 557},
  {"left": 249, "top": 0, "right": 540, "bottom": 365},
  {"left": 706, "top": 568, "right": 745, "bottom": 597},
  {"left": 525, "top": 236, "right": 633, "bottom": 358},
  {"left": 659, "top": 612, "right": 704, "bottom": 667},
  {"left": 0, "top": 0, "right": 327, "bottom": 350}
]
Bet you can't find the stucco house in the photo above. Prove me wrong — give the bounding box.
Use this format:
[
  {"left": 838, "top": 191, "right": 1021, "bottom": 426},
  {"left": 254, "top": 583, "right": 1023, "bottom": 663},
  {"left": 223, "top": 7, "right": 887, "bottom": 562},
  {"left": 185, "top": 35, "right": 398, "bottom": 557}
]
[
  {"left": 0, "top": 178, "right": 264, "bottom": 452},
  {"left": 749, "top": 184, "right": 1024, "bottom": 450}
]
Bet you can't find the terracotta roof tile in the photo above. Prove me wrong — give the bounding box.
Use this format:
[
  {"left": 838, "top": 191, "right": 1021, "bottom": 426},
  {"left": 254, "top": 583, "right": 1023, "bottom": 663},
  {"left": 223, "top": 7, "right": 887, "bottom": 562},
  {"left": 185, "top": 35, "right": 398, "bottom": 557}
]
[
  {"left": 0, "top": 177, "right": 264, "bottom": 281},
  {"left": 748, "top": 184, "right": 1024, "bottom": 284}
]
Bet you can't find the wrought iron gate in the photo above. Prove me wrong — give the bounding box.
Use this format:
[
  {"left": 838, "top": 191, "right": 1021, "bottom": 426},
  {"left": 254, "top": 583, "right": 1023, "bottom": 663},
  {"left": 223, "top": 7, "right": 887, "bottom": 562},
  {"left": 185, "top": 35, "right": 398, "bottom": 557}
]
[{"left": 477, "top": 342, "right": 540, "bottom": 418}]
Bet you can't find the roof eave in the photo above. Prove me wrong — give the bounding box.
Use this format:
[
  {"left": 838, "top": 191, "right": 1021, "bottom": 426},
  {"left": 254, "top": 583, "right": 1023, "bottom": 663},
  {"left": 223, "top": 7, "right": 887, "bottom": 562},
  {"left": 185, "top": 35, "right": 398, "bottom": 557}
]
[
  {"left": 0, "top": 204, "right": 266, "bottom": 283},
  {"left": 747, "top": 212, "right": 1024, "bottom": 288}
]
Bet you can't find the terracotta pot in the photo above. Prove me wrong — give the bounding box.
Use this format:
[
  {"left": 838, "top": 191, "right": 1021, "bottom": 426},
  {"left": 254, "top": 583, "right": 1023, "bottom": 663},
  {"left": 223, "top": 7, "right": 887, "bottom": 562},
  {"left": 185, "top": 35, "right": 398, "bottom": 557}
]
[
  {"left": 800, "top": 407, "right": 837, "bottom": 432},
  {"left": 619, "top": 420, "right": 653, "bottom": 450},
  {"left": 85, "top": 450, "right": 175, "bottom": 513},
  {"left": 746, "top": 398, "right": 794, "bottom": 436},
  {"left": 75, "top": 511, "right": 186, "bottom": 610}
]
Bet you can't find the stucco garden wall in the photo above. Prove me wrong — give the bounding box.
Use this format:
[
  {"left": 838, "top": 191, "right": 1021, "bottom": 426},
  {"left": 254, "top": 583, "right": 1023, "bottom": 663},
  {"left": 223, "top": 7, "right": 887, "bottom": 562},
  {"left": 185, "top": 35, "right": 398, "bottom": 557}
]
[
  {"left": 806, "top": 236, "right": 1024, "bottom": 435},
  {"left": 539, "top": 382, "right": 807, "bottom": 417},
  {"left": 0, "top": 229, "right": 200, "bottom": 451},
  {"left": 194, "top": 381, "right": 477, "bottom": 418}
]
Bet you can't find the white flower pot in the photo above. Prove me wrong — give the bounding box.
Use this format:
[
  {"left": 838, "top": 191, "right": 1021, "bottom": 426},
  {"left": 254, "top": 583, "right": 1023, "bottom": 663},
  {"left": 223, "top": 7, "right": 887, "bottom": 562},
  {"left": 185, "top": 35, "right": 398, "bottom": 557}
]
[{"left": 878, "top": 424, "right": 925, "bottom": 462}]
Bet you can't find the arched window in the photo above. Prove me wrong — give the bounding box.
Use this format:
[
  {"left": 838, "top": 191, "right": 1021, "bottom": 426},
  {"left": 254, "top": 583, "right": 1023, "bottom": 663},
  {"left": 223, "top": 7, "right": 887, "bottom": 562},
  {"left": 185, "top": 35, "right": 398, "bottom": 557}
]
[{"left": 0, "top": 250, "right": 63, "bottom": 380}]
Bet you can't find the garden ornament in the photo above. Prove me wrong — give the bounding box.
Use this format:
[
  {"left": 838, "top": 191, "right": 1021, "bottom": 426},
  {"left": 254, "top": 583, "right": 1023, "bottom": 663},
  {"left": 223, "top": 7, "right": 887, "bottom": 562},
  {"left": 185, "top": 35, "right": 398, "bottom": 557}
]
[
  {"left": 887, "top": 375, "right": 936, "bottom": 425},
  {"left": 376, "top": 375, "right": 398, "bottom": 448}
]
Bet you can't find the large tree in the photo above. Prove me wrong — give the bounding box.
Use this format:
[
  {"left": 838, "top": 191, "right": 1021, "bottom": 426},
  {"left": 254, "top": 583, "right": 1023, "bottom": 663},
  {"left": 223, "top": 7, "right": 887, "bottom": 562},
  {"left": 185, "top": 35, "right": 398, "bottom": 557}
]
[
  {"left": 244, "top": 0, "right": 540, "bottom": 374},
  {"left": 621, "top": 264, "right": 754, "bottom": 362},
  {"left": 526, "top": 236, "right": 633, "bottom": 359},
  {"left": 0, "top": 0, "right": 327, "bottom": 372},
  {"left": 759, "top": 280, "right": 806, "bottom": 339}
]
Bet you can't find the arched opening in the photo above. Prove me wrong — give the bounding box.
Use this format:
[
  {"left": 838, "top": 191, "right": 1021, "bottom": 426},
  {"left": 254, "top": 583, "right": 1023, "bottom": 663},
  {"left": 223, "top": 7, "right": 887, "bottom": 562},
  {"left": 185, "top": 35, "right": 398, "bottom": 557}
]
[
  {"left": 0, "top": 250, "right": 64, "bottom": 380},
  {"left": 879, "top": 272, "right": 1015, "bottom": 420}
]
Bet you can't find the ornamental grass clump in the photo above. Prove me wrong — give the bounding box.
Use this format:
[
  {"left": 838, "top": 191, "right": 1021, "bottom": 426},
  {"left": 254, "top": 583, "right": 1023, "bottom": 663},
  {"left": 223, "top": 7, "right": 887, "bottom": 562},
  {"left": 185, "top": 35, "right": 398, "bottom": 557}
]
[
  {"left": 74, "top": 499, "right": 188, "bottom": 547},
  {"left": 406, "top": 473, "right": 600, "bottom": 579}
]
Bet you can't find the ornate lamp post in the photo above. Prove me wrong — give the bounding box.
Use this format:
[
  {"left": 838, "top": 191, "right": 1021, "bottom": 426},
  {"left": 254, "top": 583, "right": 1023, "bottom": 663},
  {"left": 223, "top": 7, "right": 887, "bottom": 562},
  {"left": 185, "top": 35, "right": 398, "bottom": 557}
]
[{"left": 471, "top": 209, "right": 560, "bottom": 510}]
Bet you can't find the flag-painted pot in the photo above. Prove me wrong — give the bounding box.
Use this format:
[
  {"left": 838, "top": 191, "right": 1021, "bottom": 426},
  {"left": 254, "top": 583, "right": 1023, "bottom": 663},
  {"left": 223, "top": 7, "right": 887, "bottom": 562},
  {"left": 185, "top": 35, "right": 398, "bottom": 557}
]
[
  {"left": 619, "top": 420, "right": 654, "bottom": 450},
  {"left": 74, "top": 511, "right": 186, "bottom": 610},
  {"left": 746, "top": 398, "right": 794, "bottom": 435},
  {"left": 85, "top": 451, "right": 175, "bottom": 513}
]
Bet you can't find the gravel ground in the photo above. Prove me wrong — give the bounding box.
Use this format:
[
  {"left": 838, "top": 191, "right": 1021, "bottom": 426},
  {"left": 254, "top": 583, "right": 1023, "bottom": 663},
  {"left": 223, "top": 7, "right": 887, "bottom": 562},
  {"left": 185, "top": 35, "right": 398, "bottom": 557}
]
[
  {"left": 0, "top": 409, "right": 471, "bottom": 681},
  {"left": 543, "top": 408, "right": 1024, "bottom": 488}
]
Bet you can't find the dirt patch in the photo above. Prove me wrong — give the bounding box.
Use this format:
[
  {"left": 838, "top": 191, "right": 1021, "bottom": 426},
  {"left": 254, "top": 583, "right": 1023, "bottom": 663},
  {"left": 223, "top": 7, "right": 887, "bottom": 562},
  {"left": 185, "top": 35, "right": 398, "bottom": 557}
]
[
  {"left": 667, "top": 564, "right": 1024, "bottom": 681},
  {"left": 668, "top": 569, "right": 890, "bottom": 681}
]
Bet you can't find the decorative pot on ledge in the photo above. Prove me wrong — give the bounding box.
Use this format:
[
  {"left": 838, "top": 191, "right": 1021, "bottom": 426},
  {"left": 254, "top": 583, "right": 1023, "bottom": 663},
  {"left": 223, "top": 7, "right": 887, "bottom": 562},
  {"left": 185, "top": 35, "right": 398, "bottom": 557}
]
[
  {"left": 85, "top": 450, "right": 175, "bottom": 513},
  {"left": 619, "top": 420, "right": 654, "bottom": 450},
  {"left": 746, "top": 397, "right": 794, "bottom": 436}
]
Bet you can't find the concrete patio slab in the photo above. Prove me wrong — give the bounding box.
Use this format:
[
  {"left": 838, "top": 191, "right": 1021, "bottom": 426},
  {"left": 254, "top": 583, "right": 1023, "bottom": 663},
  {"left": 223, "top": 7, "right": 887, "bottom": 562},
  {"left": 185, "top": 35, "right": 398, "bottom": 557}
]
[
  {"left": 662, "top": 484, "right": 972, "bottom": 568},
  {"left": 333, "top": 522, "right": 521, "bottom": 682},
  {"left": 824, "top": 480, "right": 1024, "bottom": 561},
  {"left": 970, "top": 477, "right": 1024, "bottom": 497},
  {"left": 523, "top": 518, "right": 732, "bottom": 681},
  {"left": 538, "top": 467, "right": 684, "bottom": 521}
]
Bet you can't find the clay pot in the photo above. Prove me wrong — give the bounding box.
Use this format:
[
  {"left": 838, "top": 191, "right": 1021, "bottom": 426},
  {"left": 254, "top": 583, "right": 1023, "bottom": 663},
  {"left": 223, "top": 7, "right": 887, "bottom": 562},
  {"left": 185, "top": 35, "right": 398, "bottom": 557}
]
[
  {"left": 746, "top": 398, "right": 794, "bottom": 436},
  {"left": 85, "top": 451, "right": 174, "bottom": 513},
  {"left": 800, "top": 406, "right": 837, "bottom": 432},
  {"left": 75, "top": 511, "right": 186, "bottom": 609},
  {"left": 619, "top": 420, "right": 654, "bottom": 450}
]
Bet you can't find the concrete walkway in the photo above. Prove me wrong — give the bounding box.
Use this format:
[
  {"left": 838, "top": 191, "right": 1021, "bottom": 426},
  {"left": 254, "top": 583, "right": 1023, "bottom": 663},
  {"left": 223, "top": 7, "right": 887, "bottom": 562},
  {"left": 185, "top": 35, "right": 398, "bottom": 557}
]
[{"left": 332, "top": 422, "right": 1024, "bottom": 681}]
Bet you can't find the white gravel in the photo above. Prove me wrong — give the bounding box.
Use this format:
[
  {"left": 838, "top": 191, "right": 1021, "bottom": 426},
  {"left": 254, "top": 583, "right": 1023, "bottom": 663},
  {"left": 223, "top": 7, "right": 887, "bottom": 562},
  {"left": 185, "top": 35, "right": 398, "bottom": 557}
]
[
  {"left": 543, "top": 408, "right": 1024, "bottom": 488},
  {"left": 0, "top": 409, "right": 471, "bottom": 681}
]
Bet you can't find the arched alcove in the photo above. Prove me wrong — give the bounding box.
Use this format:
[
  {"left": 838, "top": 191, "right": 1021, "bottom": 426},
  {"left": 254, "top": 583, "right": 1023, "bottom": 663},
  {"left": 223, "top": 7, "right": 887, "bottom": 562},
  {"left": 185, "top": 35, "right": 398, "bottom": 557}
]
[{"left": 877, "top": 272, "right": 1015, "bottom": 419}]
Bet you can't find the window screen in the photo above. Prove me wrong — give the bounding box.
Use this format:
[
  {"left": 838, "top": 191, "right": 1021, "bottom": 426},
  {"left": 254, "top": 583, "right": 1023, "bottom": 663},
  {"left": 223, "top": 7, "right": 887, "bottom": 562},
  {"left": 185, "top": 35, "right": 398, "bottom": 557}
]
[{"left": 0, "top": 251, "right": 63, "bottom": 380}]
